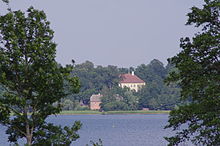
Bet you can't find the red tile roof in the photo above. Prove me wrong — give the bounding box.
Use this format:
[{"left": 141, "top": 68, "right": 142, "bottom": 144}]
[{"left": 119, "top": 74, "right": 145, "bottom": 83}]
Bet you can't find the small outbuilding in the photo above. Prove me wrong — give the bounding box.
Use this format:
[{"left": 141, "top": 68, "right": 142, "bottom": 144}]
[{"left": 90, "top": 94, "right": 102, "bottom": 110}]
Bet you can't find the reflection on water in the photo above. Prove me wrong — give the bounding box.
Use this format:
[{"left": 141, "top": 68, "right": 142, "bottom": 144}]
[{"left": 1, "top": 114, "right": 173, "bottom": 146}]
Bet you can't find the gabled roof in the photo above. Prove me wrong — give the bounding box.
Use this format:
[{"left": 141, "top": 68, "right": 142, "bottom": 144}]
[
  {"left": 119, "top": 74, "right": 145, "bottom": 83},
  {"left": 90, "top": 94, "right": 102, "bottom": 102}
]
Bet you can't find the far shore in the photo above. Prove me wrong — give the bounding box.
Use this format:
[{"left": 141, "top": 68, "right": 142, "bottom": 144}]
[{"left": 59, "top": 110, "right": 170, "bottom": 115}]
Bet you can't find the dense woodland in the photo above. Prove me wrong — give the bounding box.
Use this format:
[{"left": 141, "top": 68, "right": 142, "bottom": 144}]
[
  {"left": 0, "top": 59, "right": 180, "bottom": 111},
  {"left": 62, "top": 59, "right": 181, "bottom": 111}
]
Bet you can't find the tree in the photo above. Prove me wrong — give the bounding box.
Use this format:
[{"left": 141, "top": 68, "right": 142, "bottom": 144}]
[
  {"left": 71, "top": 61, "right": 121, "bottom": 104},
  {"left": 135, "top": 59, "right": 180, "bottom": 110},
  {"left": 165, "top": 0, "right": 220, "bottom": 145},
  {"left": 135, "top": 59, "right": 167, "bottom": 83},
  {"left": 70, "top": 59, "right": 180, "bottom": 110},
  {"left": 123, "top": 90, "right": 139, "bottom": 110},
  {"left": 100, "top": 87, "right": 130, "bottom": 111},
  {"left": 0, "top": 7, "right": 81, "bottom": 145}
]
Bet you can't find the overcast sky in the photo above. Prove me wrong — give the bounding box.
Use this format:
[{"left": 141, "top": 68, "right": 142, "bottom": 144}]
[{"left": 0, "top": 0, "right": 204, "bottom": 67}]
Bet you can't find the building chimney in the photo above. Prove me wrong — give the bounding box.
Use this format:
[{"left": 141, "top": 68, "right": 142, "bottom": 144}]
[{"left": 131, "top": 71, "right": 134, "bottom": 76}]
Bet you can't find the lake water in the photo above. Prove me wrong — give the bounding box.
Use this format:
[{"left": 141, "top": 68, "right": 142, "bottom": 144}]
[{"left": 0, "top": 114, "right": 174, "bottom": 146}]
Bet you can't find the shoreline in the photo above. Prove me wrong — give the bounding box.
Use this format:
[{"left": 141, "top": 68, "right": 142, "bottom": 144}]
[{"left": 59, "top": 110, "right": 170, "bottom": 115}]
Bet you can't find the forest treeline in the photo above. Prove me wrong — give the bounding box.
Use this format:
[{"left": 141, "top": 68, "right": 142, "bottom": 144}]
[
  {"left": 0, "top": 59, "right": 180, "bottom": 111},
  {"left": 62, "top": 59, "right": 181, "bottom": 111}
]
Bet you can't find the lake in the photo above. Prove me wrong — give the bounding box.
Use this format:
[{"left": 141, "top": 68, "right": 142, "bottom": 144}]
[{"left": 0, "top": 114, "right": 174, "bottom": 146}]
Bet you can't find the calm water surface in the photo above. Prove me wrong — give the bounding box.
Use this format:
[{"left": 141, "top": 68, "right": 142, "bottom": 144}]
[{"left": 0, "top": 114, "right": 173, "bottom": 146}]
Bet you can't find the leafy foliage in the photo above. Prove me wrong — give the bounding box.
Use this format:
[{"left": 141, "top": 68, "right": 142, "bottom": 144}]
[
  {"left": 87, "top": 139, "right": 103, "bottom": 146},
  {"left": 0, "top": 7, "right": 80, "bottom": 145},
  {"left": 32, "top": 121, "right": 81, "bottom": 146},
  {"left": 68, "top": 59, "right": 180, "bottom": 111},
  {"left": 136, "top": 60, "right": 180, "bottom": 110},
  {"left": 100, "top": 87, "right": 131, "bottom": 111},
  {"left": 70, "top": 61, "right": 121, "bottom": 104},
  {"left": 165, "top": 0, "right": 220, "bottom": 145}
]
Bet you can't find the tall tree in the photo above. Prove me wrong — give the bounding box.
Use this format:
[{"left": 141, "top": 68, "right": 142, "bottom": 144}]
[
  {"left": 135, "top": 59, "right": 180, "bottom": 110},
  {"left": 0, "top": 7, "right": 81, "bottom": 145},
  {"left": 135, "top": 59, "right": 166, "bottom": 83},
  {"left": 165, "top": 0, "right": 220, "bottom": 145},
  {"left": 71, "top": 62, "right": 121, "bottom": 104}
]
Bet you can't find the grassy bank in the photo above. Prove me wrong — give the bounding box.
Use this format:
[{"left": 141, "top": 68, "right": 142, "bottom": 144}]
[
  {"left": 60, "top": 110, "right": 170, "bottom": 115},
  {"left": 60, "top": 110, "right": 100, "bottom": 115}
]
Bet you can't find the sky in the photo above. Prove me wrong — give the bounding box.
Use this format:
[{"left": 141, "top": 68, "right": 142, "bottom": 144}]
[{"left": 0, "top": 0, "right": 204, "bottom": 67}]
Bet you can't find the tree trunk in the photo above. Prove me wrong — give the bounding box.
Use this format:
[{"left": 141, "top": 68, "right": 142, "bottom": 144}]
[
  {"left": 26, "top": 135, "right": 32, "bottom": 146},
  {"left": 25, "top": 107, "right": 32, "bottom": 146}
]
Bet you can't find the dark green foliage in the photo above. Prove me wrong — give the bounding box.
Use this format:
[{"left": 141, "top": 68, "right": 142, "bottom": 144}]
[
  {"left": 70, "top": 61, "right": 121, "bottom": 104},
  {"left": 61, "top": 99, "right": 77, "bottom": 110},
  {"left": 135, "top": 59, "right": 167, "bottom": 83},
  {"left": 32, "top": 121, "right": 81, "bottom": 146},
  {"left": 69, "top": 59, "right": 180, "bottom": 111},
  {"left": 68, "top": 59, "right": 180, "bottom": 111},
  {"left": 137, "top": 82, "right": 180, "bottom": 110},
  {"left": 0, "top": 7, "right": 80, "bottom": 145},
  {"left": 73, "top": 61, "right": 120, "bottom": 90},
  {"left": 165, "top": 0, "right": 220, "bottom": 145},
  {"left": 100, "top": 87, "right": 137, "bottom": 111},
  {"left": 87, "top": 139, "right": 103, "bottom": 146},
  {"left": 136, "top": 60, "right": 180, "bottom": 110},
  {"left": 123, "top": 90, "right": 139, "bottom": 110},
  {"left": 101, "top": 101, "right": 129, "bottom": 111},
  {"left": 100, "top": 87, "right": 123, "bottom": 111}
]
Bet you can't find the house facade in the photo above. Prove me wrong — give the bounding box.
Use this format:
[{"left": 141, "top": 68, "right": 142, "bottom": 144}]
[
  {"left": 90, "top": 94, "right": 102, "bottom": 110},
  {"left": 119, "top": 72, "right": 145, "bottom": 92}
]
